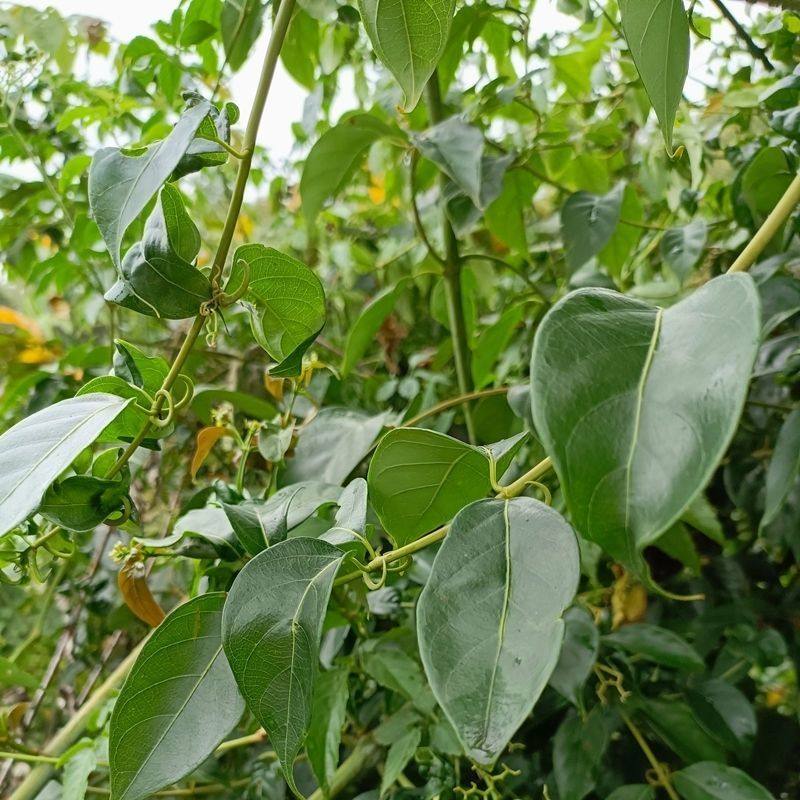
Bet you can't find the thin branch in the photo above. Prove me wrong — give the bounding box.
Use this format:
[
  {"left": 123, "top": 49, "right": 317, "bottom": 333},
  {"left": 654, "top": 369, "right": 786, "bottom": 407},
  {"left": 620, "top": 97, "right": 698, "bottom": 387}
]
[
  {"left": 711, "top": 0, "right": 774, "bottom": 71},
  {"left": 409, "top": 150, "right": 445, "bottom": 266}
]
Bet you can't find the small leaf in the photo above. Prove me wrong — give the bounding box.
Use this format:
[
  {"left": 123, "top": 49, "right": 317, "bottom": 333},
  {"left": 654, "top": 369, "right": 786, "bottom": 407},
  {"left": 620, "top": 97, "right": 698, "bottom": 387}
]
[
  {"left": 301, "top": 114, "right": 393, "bottom": 223},
  {"left": 417, "top": 497, "right": 579, "bottom": 765},
  {"left": 222, "top": 538, "right": 345, "bottom": 797},
  {"left": 673, "top": 762, "right": 775, "bottom": 800},
  {"left": 89, "top": 101, "right": 210, "bottom": 268},
  {"left": 40, "top": 475, "right": 127, "bottom": 532},
  {"left": 283, "top": 407, "right": 387, "bottom": 486},
  {"left": 762, "top": 407, "right": 800, "bottom": 528},
  {"left": 118, "top": 559, "right": 166, "bottom": 628},
  {"left": 110, "top": 594, "right": 246, "bottom": 800},
  {"left": 113, "top": 340, "right": 169, "bottom": 395},
  {"left": 228, "top": 244, "right": 326, "bottom": 376},
  {"left": 358, "top": 0, "right": 455, "bottom": 110},
  {"left": 221, "top": 0, "right": 266, "bottom": 70},
  {"left": 191, "top": 426, "right": 231, "bottom": 480},
  {"left": 687, "top": 679, "right": 757, "bottom": 759},
  {"left": 606, "top": 787, "right": 655, "bottom": 800},
  {"left": 381, "top": 727, "right": 421, "bottom": 796},
  {"left": 620, "top": 0, "right": 689, "bottom": 155},
  {"left": 413, "top": 117, "right": 484, "bottom": 208},
  {"left": 306, "top": 665, "right": 349, "bottom": 794},
  {"left": 560, "top": 184, "right": 624, "bottom": 271},
  {"left": 548, "top": 606, "right": 599, "bottom": 709},
  {"left": 61, "top": 742, "right": 96, "bottom": 800},
  {"left": 531, "top": 274, "right": 760, "bottom": 574},
  {"left": 0, "top": 393, "right": 129, "bottom": 536},
  {"left": 660, "top": 219, "right": 708, "bottom": 282},
  {"left": 604, "top": 623, "right": 705, "bottom": 671},
  {"left": 553, "top": 708, "right": 612, "bottom": 800}
]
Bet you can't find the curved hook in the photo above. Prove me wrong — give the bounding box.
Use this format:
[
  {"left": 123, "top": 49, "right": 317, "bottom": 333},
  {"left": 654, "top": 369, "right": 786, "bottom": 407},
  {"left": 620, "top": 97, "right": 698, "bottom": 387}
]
[{"left": 149, "top": 388, "right": 175, "bottom": 428}]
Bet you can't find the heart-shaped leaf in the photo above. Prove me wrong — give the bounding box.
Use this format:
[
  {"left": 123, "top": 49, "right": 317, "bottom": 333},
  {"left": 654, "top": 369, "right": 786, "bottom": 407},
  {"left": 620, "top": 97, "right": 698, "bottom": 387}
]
[
  {"left": 417, "top": 497, "right": 579, "bottom": 765},
  {"left": 561, "top": 184, "right": 623, "bottom": 271},
  {"left": 222, "top": 537, "right": 345, "bottom": 797},
  {"left": 228, "top": 244, "right": 326, "bottom": 377},
  {"left": 358, "top": 0, "right": 455, "bottom": 110},
  {"left": 531, "top": 274, "right": 760, "bottom": 573},
  {"left": 660, "top": 219, "right": 708, "bottom": 282},
  {"left": 620, "top": 0, "right": 689, "bottom": 155},
  {"left": 0, "top": 393, "right": 129, "bottom": 536},
  {"left": 110, "top": 593, "right": 245, "bottom": 800}
]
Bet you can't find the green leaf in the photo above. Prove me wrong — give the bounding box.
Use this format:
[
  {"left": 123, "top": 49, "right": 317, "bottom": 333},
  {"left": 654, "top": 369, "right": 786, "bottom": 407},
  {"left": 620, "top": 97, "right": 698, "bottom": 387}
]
[
  {"left": 471, "top": 304, "right": 524, "bottom": 389},
  {"left": 367, "top": 428, "right": 490, "bottom": 547},
  {"left": 381, "top": 727, "right": 421, "bottom": 796},
  {"left": 687, "top": 679, "right": 757, "bottom": 759},
  {"left": 414, "top": 117, "right": 484, "bottom": 208},
  {"left": 553, "top": 708, "right": 612, "bottom": 800},
  {"left": 284, "top": 408, "right": 387, "bottom": 486},
  {"left": 221, "top": 0, "right": 266, "bottom": 70},
  {"left": 673, "top": 762, "right": 775, "bottom": 800},
  {"left": 306, "top": 665, "right": 349, "bottom": 794},
  {"left": 174, "top": 507, "right": 241, "bottom": 560},
  {"left": 762, "top": 407, "right": 800, "bottom": 528},
  {"left": 607, "top": 787, "right": 655, "bottom": 800},
  {"left": 113, "top": 340, "right": 170, "bottom": 396},
  {"left": 222, "top": 538, "right": 345, "bottom": 796},
  {"left": 604, "top": 623, "right": 705, "bottom": 671},
  {"left": 228, "top": 244, "right": 326, "bottom": 376},
  {"left": 361, "top": 639, "right": 435, "bottom": 714},
  {"left": 548, "top": 606, "right": 599, "bottom": 709},
  {"left": 0, "top": 394, "right": 129, "bottom": 536},
  {"left": 660, "top": 219, "right": 707, "bottom": 282},
  {"left": 106, "top": 185, "right": 212, "bottom": 320},
  {"left": 342, "top": 281, "right": 407, "bottom": 377},
  {"left": 561, "top": 184, "right": 623, "bottom": 271},
  {"left": 88, "top": 101, "right": 210, "bottom": 268},
  {"left": 530, "top": 274, "right": 760, "bottom": 573},
  {"left": 300, "top": 114, "right": 393, "bottom": 223},
  {"left": 109, "top": 594, "right": 246, "bottom": 800},
  {"left": 417, "top": 497, "right": 579, "bottom": 765},
  {"left": 62, "top": 742, "right": 96, "bottom": 800},
  {"left": 40, "top": 475, "right": 128, "bottom": 532},
  {"left": 637, "top": 699, "right": 727, "bottom": 764},
  {"left": 358, "top": 0, "right": 455, "bottom": 110},
  {"left": 620, "top": 0, "right": 689, "bottom": 155},
  {"left": 173, "top": 102, "right": 239, "bottom": 180}
]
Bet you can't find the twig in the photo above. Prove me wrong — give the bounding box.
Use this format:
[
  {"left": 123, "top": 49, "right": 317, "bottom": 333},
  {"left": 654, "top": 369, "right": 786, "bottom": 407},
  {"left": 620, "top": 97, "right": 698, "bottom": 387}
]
[{"left": 710, "top": 0, "right": 774, "bottom": 71}]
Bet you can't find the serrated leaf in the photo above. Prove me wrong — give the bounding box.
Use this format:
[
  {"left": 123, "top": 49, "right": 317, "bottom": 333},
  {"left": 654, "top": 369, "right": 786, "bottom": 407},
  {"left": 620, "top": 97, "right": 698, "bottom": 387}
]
[
  {"left": 561, "top": 184, "right": 623, "bottom": 271},
  {"left": 88, "top": 102, "right": 210, "bottom": 268},
  {"left": 0, "top": 394, "right": 129, "bottom": 536},
  {"left": 228, "top": 244, "right": 326, "bottom": 376},
  {"left": 417, "top": 497, "right": 579, "bottom": 765},
  {"left": 531, "top": 274, "right": 760, "bottom": 574},
  {"left": 222, "top": 538, "right": 345, "bottom": 797},
  {"left": 620, "top": 0, "right": 689, "bottom": 155},
  {"left": 358, "top": 0, "right": 455, "bottom": 110},
  {"left": 109, "top": 594, "right": 245, "bottom": 800}
]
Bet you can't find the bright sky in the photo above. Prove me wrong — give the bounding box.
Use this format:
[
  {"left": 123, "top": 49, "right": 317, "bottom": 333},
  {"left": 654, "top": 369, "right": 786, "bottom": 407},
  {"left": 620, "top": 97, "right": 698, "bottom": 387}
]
[{"left": 19, "top": 0, "right": 753, "bottom": 159}]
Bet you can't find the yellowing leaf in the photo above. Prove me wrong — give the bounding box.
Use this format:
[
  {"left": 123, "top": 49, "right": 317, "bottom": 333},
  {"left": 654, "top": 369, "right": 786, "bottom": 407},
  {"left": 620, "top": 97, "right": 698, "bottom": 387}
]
[
  {"left": 191, "top": 426, "right": 230, "bottom": 480},
  {"left": 18, "top": 345, "right": 60, "bottom": 364},
  {"left": 118, "top": 559, "right": 166, "bottom": 628},
  {"left": 0, "top": 306, "right": 43, "bottom": 338}
]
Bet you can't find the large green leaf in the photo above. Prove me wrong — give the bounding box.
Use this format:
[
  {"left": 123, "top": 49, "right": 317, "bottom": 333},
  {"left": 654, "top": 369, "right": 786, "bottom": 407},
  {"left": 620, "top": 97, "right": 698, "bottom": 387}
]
[
  {"left": 0, "top": 394, "right": 129, "bottom": 536},
  {"left": 367, "top": 427, "right": 526, "bottom": 547},
  {"left": 222, "top": 538, "right": 345, "bottom": 796},
  {"left": 358, "top": 0, "right": 455, "bottom": 110},
  {"left": 228, "top": 244, "right": 326, "bottom": 377},
  {"left": 619, "top": 0, "right": 689, "bottom": 155},
  {"left": 88, "top": 101, "right": 210, "bottom": 268},
  {"left": 221, "top": 0, "right": 266, "bottom": 70},
  {"left": 301, "top": 114, "right": 393, "bottom": 222},
  {"left": 417, "top": 497, "right": 579, "bottom": 765},
  {"left": 761, "top": 407, "right": 800, "bottom": 528},
  {"left": 530, "top": 274, "right": 760, "bottom": 573},
  {"left": 672, "top": 762, "right": 775, "bottom": 800},
  {"left": 561, "top": 184, "right": 623, "bottom": 271},
  {"left": 109, "top": 594, "right": 245, "bottom": 800}
]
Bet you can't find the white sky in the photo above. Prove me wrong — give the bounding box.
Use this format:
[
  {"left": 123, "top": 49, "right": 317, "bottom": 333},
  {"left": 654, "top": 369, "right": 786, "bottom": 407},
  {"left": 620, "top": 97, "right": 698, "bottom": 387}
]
[{"left": 18, "top": 0, "right": 754, "bottom": 159}]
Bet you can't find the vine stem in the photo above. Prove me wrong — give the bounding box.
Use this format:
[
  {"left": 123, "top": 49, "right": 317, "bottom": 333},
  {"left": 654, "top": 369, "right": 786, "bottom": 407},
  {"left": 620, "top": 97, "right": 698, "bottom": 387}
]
[
  {"left": 105, "top": 0, "right": 298, "bottom": 480},
  {"left": 728, "top": 172, "right": 800, "bottom": 274},
  {"left": 424, "top": 69, "right": 476, "bottom": 444},
  {"left": 621, "top": 712, "right": 680, "bottom": 800},
  {"left": 400, "top": 387, "right": 509, "bottom": 428},
  {"left": 307, "top": 739, "right": 382, "bottom": 800},
  {"left": 7, "top": 642, "right": 145, "bottom": 800}
]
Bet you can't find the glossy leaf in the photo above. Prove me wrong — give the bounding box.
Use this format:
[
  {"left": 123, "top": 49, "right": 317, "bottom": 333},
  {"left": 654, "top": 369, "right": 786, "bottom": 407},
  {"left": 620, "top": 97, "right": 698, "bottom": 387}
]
[
  {"left": 531, "top": 274, "right": 760, "bottom": 572},
  {"left": 109, "top": 594, "right": 245, "bottom": 800},
  {"left": 0, "top": 393, "right": 129, "bottom": 536},
  {"left": 283, "top": 407, "right": 387, "bottom": 486},
  {"left": 660, "top": 219, "right": 708, "bottom": 282},
  {"left": 761, "top": 407, "right": 800, "bottom": 528},
  {"left": 604, "top": 623, "right": 705, "bottom": 671},
  {"left": 113, "top": 340, "right": 169, "bottom": 395},
  {"left": 620, "top": 0, "right": 689, "bottom": 155},
  {"left": 221, "top": 0, "right": 266, "bottom": 70},
  {"left": 222, "top": 538, "right": 345, "bottom": 796},
  {"left": 673, "top": 762, "right": 775, "bottom": 800},
  {"left": 306, "top": 665, "right": 349, "bottom": 795},
  {"left": 561, "top": 184, "right": 623, "bottom": 271},
  {"left": 228, "top": 244, "right": 326, "bottom": 376},
  {"left": 358, "top": 0, "right": 455, "bottom": 110},
  {"left": 88, "top": 101, "right": 210, "bottom": 267},
  {"left": 40, "top": 475, "right": 127, "bottom": 532},
  {"left": 417, "top": 497, "right": 579, "bottom": 765},
  {"left": 301, "top": 114, "right": 393, "bottom": 222},
  {"left": 687, "top": 679, "right": 757, "bottom": 759}
]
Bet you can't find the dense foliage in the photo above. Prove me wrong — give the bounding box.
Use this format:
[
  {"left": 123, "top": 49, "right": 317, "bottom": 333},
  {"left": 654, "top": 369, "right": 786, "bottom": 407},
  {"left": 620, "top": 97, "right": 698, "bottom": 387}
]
[{"left": 1, "top": 1, "right": 799, "bottom": 799}]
